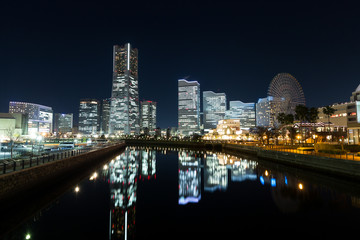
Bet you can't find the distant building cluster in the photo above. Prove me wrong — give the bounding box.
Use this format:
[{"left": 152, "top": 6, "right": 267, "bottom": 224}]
[
  {"left": 177, "top": 73, "right": 306, "bottom": 138},
  {"left": 2, "top": 42, "right": 360, "bottom": 144},
  {"left": 0, "top": 43, "right": 157, "bottom": 141}
]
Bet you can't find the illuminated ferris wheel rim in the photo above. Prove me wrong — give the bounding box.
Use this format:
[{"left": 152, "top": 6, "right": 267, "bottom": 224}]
[{"left": 267, "top": 73, "right": 306, "bottom": 106}]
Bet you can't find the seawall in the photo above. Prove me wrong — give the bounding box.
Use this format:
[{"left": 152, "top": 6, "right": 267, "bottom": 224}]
[
  {"left": 0, "top": 142, "right": 126, "bottom": 237},
  {"left": 126, "top": 139, "right": 360, "bottom": 181},
  {"left": 0, "top": 142, "right": 126, "bottom": 200},
  {"left": 223, "top": 143, "right": 360, "bottom": 181}
]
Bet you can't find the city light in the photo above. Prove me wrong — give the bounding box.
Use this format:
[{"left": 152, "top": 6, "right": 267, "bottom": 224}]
[
  {"left": 25, "top": 233, "right": 31, "bottom": 239},
  {"left": 89, "top": 172, "right": 98, "bottom": 180},
  {"left": 74, "top": 186, "right": 80, "bottom": 193},
  {"left": 298, "top": 183, "right": 304, "bottom": 190}
]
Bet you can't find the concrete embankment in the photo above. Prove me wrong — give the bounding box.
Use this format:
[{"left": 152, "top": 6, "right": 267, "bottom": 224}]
[
  {"left": 0, "top": 142, "right": 126, "bottom": 200},
  {"left": 126, "top": 139, "right": 360, "bottom": 181},
  {"left": 223, "top": 143, "right": 360, "bottom": 181},
  {"left": 0, "top": 142, "right": 126, "bottom": 237}
]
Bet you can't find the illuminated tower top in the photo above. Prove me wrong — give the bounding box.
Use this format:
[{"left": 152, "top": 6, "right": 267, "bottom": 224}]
[{"left": 113, "top": 43, "right": 138, "bottom": 77}]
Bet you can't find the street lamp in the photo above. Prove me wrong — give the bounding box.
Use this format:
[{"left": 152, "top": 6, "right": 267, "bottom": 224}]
[{"left": 312, "top": 134, "right": 318, "bottom": 144}]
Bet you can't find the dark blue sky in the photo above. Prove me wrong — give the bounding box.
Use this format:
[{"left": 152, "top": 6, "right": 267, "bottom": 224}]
[{"left": 1, "top": 0, "right": 360, "bottom": 128}]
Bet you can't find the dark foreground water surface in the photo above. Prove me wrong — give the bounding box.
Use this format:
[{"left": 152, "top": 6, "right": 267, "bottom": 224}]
[{"left": 3, "top": 146, "right": 360, "bottom": 239}]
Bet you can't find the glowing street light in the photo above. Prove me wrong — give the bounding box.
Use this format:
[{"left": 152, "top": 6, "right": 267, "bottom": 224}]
[{"left": 25, "top": 233, "right": 31, "bottom": 239}]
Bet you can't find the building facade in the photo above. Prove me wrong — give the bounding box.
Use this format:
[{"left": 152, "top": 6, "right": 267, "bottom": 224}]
[
  {"left": 78, "top": 99, "right": 100, "bottom": 135},
  {"left": 178, "top": 79, "right": 200, "bottom": 135},
  {"left": 100, "top": 98, "right": 111, "bottom": 135},
  {"left": 316, "top": 85, "right": 360, "bottom": 144},
  {"left": 0, "top": 113, "right": 28, "bottom": 140},
  {"left": 203, "top": 91, "right": 226, "bottom": 132},
  {"left": 317, "top": 103, "right": 348, "bottom": 129},
  {"left": 140, "top": 101, "right": 157, "bottom": 132},
  {"left": 109, "top": 43, "right": 140, "bottom": 135},
  {"left": 256, "top": 96, "right": 285, "bottom": 128},
  {"left": 9, "top": 101, "right": 53, "bottom": 135},
  {"left": 53, "top": 113, "right": 73, "bottom": 135},
  {"left": 225, "top": 101, "right": 256, "bottom": 130},
  {"left": 343, "top": 84, "right": 360, "bottom": 144}
]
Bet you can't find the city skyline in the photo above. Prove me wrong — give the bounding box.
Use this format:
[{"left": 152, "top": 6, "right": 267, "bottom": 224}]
[{"left": 1, "top": 1, "right": 360, "bottom": 128}]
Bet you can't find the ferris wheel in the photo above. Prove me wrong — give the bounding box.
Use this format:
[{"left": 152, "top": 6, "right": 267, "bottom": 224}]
[{"left": 267, "top": 73, "right": 306, "bottom": 113}]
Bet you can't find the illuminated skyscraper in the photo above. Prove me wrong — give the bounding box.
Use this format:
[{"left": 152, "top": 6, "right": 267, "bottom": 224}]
[
  {"left": 78, "top": 99, "right": 100, "bottom": 135},
  {"left": 100, "top": 98, "right": 111, "bottom": 134},
  {"left": 256, "top": 96, "right": 285, "bottom": 128},
  {"left": 225, "top": 101, "right": 256, "bottom": 130},
  {"left": 140, "top": 100, "right": 157, "bottom": 132},
  {"left": 178, "top": 79, "right": 200, "bottom": 135},
  {"left": 54, "top": 113, "right": 73, "bottom": 134},
  {"left": 203, "top": 91, "right": 226, "bottom": 131},
  {"left": 109, "top": 43, "right": 140, "bottom": 135}
]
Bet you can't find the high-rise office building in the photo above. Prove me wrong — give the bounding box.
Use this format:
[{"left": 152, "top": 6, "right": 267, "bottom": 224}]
[
  {"left": 54, "top": 113, "right": 73, "bottom": 134},
  {"left": 100, "top": 98, "right": 111, "bottom": 135},
  {"left": 225, "top": 101, "right": 256, "bottom": 130},
  {"left": 256, "top": 96, "right": 285, "bottom": 128},
  {"left": 178, "top": 79, "right": 200, "bottom": 135},
  {"left": 78, "top": 99, "right": 100, "bottom": 135},
  {"left": 9, "top": 101, "right": 53, "bottom": 134},
  {"left": 109, "top": 43, "right": 140, "bottom": 135},
  {"left": 203, "top": 91, "right": 226, "bottom": 131},
  {"left": 140, "top": 100, "right": 157, "bottom": 132}
]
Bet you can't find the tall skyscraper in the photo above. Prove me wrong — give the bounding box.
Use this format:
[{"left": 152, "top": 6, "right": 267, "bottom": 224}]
[
  {"left": 78, "top": 99, "right": 100, "bottom": 135},
  {"left": 225, "top": 101, "right": 256, "bottom": 130},
  {"left": 109, "top": 43, "right": 140, "bottom": 135},
  {"left": 9, "top": 101, "right": 53, "bottom": 134},
  {"left": 178, "top": 79, "right": 200, "bottom": 135},
  {"left": 203, "top": 91, "right": 226, "bottom": 131},
  {"left": 140, "top": 100, "right": 157, "bottom": 132},
  {"left": 100, "top": 98, "right": 111, "bottom": 135}
]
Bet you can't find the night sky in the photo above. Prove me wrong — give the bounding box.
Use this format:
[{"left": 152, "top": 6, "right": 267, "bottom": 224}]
[{"left": 1, "top": 1, "right": 360, "bottom": 128}]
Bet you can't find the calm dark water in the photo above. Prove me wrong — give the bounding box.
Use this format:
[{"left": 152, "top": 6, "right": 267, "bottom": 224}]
[{"left": 4, "top": 146, "right": 360, "bottom": 239}]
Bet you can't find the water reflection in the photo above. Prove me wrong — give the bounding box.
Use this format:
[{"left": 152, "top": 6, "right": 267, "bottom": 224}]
[
  {"left": 104, "top": 148, "right": 157, "bottom": 240},
  {"left": 5, "top": 146, "right": 360, "bottom": 239},
  {"left": 178, "top": 151, "right": 201, "bottom": 204}
]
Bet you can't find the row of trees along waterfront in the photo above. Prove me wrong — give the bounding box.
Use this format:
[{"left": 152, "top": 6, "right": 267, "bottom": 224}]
[{"left": 254, "top": 104, "right": 337, "bottom": 145}]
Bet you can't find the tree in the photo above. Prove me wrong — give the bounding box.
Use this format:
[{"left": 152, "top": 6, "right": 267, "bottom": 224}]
[
  {"left": 307, "top": 107, "right": 319, "bottom": 143},
  {"left": 277, "top": 113, "right": 295, "bottom": 145},
  {"left": 322, "top": 105, "right": 335, "bottom": 133},
  {"left": 295, "top": 105, "right": 308, "bottom": 123},
  {"left": 6, "top": 127, "right": 20, "bottom": 160},
  {"left": 295, "top": 105, "right": 309, "bottom": 145},
  {"left": 253, "top": 126, "right": 267, "bottom": 145}
]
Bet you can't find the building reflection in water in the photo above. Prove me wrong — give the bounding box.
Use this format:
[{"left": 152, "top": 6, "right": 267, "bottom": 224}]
[
  {"left": 204, "top": 153, "right": 228, "bottom": 192},
  {"left": 178, "top": 151, "right": 258, "bottom": 204},
  {"left": 105, "top": 148, "right": 156, "bottom": 240},
  {"left": 6, "top": 146, "right": 360, "bottom": 240},
  {"left": 103, "top": 146, "right": 360, "bottom": 239},
  {"left": 178, "top": 151, "right": 202, "bottom": 205}
]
